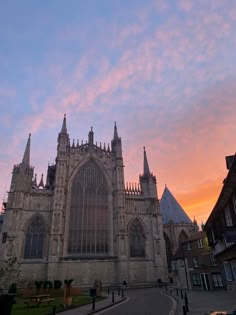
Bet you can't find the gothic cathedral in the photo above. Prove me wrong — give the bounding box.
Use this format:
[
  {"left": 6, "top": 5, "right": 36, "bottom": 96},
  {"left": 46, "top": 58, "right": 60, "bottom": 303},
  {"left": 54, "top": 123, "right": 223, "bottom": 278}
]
[{"left": 0, "top": 116, "right": 168, "bottom": 286}]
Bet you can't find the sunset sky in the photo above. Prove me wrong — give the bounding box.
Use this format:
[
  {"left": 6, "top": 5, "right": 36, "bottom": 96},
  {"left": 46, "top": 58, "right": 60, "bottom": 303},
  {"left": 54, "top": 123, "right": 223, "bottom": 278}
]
[{"left": 1, "top": 0, "right": 236, "bottom": 223}]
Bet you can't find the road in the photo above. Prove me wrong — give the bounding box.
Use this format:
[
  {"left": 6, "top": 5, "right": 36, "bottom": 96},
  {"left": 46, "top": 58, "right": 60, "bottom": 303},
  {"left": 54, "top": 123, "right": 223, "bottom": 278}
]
[{"left": 99, "top": 288, "right": 174, "bottom": 315}]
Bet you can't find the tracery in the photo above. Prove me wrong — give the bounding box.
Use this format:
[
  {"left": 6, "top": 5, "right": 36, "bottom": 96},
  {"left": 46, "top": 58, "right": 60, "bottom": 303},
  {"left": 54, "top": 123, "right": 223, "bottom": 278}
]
[
  {"left": 130, "top": 219, "right": 145, "bottom": 257},
  {"left": 68, "top": 160, "right": 109, "bottom": 256},
  {"left": 24, "top": 216, "right": 45, "bottom": 259}
]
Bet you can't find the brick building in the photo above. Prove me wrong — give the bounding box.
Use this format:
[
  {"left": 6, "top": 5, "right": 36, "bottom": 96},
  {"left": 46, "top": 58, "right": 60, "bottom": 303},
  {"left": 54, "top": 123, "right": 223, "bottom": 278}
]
[{"left": 171, "top": 231, "right": 224, "bottom": 290}]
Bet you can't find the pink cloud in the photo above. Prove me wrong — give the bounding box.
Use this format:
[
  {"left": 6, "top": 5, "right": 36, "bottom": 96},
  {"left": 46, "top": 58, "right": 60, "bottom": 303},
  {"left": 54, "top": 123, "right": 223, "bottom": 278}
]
[
  {"left": 178, "top": 0, "right": 193, "bottom": 12},
  {"left": 2, "top": 0, "right": 236, "bottom": 226}
]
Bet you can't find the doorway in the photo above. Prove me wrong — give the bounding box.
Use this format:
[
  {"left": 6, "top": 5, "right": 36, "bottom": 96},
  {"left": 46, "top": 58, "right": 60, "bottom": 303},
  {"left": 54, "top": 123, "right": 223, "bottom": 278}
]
[{"left": 200, "top": 273, "right": 210, "bottom": 290}]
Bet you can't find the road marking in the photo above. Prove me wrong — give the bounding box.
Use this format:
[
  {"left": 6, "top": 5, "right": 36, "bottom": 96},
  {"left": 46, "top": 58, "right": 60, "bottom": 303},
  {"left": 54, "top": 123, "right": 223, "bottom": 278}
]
[
  {"left": 95, "top": 297, "right": 130, "bottom": 314},
  {"left": 160, "top": 291, "right": 178, "bottom": 315}
]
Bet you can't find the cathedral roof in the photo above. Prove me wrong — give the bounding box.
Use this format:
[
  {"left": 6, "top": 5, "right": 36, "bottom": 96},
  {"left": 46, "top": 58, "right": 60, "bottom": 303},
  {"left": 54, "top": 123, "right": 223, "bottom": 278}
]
[{"left": 160, "top": 186, "right": 192, "bottom": 224}]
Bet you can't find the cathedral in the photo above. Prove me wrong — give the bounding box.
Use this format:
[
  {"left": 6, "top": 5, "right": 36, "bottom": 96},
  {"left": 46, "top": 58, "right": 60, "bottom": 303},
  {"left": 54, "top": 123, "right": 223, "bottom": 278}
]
[{"left": 0, "top": 116, "right": 169, "bottom": 287}]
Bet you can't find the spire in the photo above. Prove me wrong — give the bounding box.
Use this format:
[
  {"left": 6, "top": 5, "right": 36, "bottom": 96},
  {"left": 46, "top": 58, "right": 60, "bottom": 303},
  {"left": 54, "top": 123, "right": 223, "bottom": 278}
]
[
  {"left": 22, "top": 133, "right": 31, "bottom": 165},
  {"left": 143, "top": 146, "right": 150, "bottom": 176},
  {"left": 113, "top": 122, "right": 119, "bottom": 140},
  {"left": 61, "top": 114, "right": 67, "bottom": 133}
]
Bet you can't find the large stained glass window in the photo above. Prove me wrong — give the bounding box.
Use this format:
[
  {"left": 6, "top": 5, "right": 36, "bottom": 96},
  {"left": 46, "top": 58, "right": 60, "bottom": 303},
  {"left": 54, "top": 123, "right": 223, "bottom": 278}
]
[
  {"left": 24, "top": 216, "right": 45, "bottom": 259},
  {"left": 68, "top": 160, "right": 109, "bottom": 256},
  {"left": 130, "top": 219, "right": 145, "bottom": 257}
]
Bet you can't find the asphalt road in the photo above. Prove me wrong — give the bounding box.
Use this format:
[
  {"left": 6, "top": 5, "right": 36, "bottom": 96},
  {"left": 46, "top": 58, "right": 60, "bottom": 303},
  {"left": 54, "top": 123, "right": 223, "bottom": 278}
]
[{"left": 100, "top": 288, "right": 174, "bottom": 315}]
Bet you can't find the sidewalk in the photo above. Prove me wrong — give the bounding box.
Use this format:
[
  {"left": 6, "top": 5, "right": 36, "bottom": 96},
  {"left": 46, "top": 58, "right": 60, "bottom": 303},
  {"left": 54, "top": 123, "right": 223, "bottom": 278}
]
[
  {"left": 59, "top": 293, "right": 126, "bottom": 315},
  {"left": 165, "top": 288, "right": 236, "bottom": 315}
]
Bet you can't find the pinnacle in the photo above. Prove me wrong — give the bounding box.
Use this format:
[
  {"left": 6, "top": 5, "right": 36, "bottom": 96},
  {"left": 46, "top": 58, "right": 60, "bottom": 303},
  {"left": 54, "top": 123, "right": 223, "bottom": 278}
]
[
  {"left": 143, "top": 146, "right": 150, "bottom": 176},
  {"left": 113, "top": 122, "right": 119, "bottom": 140},
  {"left": 22, "top": 133, "right": 31, "bottom": 165},
  {"left": 61, "top": 114, "right": 67, "bottom": 133}
]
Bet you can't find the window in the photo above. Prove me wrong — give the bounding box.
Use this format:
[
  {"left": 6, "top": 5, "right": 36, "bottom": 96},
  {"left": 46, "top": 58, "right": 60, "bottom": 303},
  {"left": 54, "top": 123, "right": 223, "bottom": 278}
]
[
  {"left": 186, "top": 242, "right": 192, "bottom": 251},
  {"left": 193, "top": 257, "right": 199, "bottom": 268},
  {"left": 212, "top": 273, "right": 223, "bottom": 288},
  {"left": 198, "top": 239, "right": 204, "bottom": 249},
  {"left": 2, "top": 232, "right": 7, "bottom": 243},
  {"left": 224, "top": 206, "right": 233, "bottom": 227},
  {"left": 209, "top": 254, "right": 217, "bottom": 266},
  {"left": 24, "top": 216, "right": 45, "bottom": 259},
  {"left": 232, "top": 195, "right": 236, "bottom": 215},
  {"left": 171, "top": 260, "right": 177, "bottom": 271},
  {"left": 192, "top": 273, "right": 201, "bottom": 286},
  {"left": 223, "top": 261, "right": 233, "bottom": 281},
  {"left": 180, "top": 259, "right": 185, "bottom": 268},
  {"left": 68, "top": 160, "right": 109, "bottom": 256},
  {"left": 130, "top": 219, "right": 145, "bottom": 257},
  {"left": 231, "top": 260, "right": 236, "bottom": 280}
]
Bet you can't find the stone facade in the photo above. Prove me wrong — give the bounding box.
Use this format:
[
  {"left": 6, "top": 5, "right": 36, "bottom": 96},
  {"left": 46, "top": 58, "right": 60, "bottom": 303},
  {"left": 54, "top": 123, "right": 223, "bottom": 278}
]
[
  {"left": 0, "top": 117, "right": 168, "bottom": 288},
  {"left": 160, "top": 186, "right": 198, "bottom": 273}
]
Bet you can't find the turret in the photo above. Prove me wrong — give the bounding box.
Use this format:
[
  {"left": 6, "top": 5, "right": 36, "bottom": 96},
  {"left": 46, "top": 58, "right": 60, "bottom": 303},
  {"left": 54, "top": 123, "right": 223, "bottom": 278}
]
[{"left": 139, "top": 147, "right": 157, "bottom": 198}]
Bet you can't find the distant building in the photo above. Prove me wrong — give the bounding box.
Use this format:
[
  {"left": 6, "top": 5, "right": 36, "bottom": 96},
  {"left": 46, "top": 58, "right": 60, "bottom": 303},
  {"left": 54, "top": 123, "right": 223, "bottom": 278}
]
[
  {"left": 160, "top": 186, "right": 198, "bottom": 271},
  {"left": 171, "top": 231, "right": 224, "bottom": 290},
  {"left": 0, "top": 116, "right": 168, "bottom": 288},
  {"left": 205, "top": 155, "right": 236, "bottom": 291}
]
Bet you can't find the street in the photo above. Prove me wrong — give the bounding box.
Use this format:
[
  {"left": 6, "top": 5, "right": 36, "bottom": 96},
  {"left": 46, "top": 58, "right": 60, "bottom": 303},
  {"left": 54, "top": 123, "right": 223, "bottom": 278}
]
[{"left": 100, "top": 288, "right": 174, "bottom": 315}]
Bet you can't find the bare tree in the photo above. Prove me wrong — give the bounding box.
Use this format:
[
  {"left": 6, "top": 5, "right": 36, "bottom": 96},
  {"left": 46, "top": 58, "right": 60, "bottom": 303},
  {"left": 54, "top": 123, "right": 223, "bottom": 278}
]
[{"left": 0, "top": 255, "right": 21, "bottom": 293}]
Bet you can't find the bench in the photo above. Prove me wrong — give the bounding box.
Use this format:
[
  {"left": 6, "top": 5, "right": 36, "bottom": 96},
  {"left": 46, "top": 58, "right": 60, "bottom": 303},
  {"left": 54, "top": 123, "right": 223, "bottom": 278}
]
[{"left": 24, "top": 296, "right": 55, "bottom": 307}]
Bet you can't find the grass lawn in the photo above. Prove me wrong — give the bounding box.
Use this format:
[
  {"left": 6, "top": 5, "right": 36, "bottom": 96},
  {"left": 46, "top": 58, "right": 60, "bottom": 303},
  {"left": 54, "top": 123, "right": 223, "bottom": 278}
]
[{"left": 12, "top": 295, "right": 104, "bottom": 315}]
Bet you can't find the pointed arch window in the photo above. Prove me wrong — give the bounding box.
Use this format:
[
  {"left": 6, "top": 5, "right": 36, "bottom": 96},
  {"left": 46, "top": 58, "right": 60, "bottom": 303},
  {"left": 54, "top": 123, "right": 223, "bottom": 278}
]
[
  {"left": 179, "top": 230, "right": 188, "bottom": 248},
  {"left": 24, "top": 216, "right": 45, "bottom": 259},
  {"left": 164, "top": 233, "right": 172, "bottom": 271},
  {"left": 130, "top": 219, "right": 145, "bottom": 257},
  {"left": 68, "top": 160, "right": 109, "bottom": 256}
]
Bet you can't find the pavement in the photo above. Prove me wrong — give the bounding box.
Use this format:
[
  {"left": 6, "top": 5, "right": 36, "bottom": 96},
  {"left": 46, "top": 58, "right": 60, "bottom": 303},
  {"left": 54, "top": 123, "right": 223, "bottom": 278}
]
[
  {"left": 59, "top": 292, "right": 126, "bottom": 315},
  {"left": 162, "top": 286, "right": 236, "bottom": 315}
]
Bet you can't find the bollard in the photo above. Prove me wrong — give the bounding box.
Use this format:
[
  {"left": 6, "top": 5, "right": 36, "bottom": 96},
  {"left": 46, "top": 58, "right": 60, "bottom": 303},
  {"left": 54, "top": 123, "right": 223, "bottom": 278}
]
[
  {"left": 176, "top": 288, "right": 179, "bottom": 296},
  {"left": 112, "top": 291, "right": 115, "bottom": 303},
  {"left": 92, "top": 296, "right": 96, "bottom": 310},
  {"left": 122, "top": 288, "right": 124, "bottom": 298},
  {"left": 182, "top": 305, "right": 187, "bottom": 315},
  {"left": 170, "top": 289, "right": 172, "bottom": 294},
  {"left": 118, "top": 287, "right": 120, "bottom": 296},
  {"left": 165, "top": 284, "right": 167, "bottom": 291},
  {"left": 184, "top": 292, "right": 189, "bottom": 312},
  {"left": 181, "top": 289, "right": 183, "bottom": 299},
  {"left": 108, "top": 287, "right": 110, "bottom": 295},
  {"left": 52, "top": 305, "right": 56, "bottom": 315}
]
